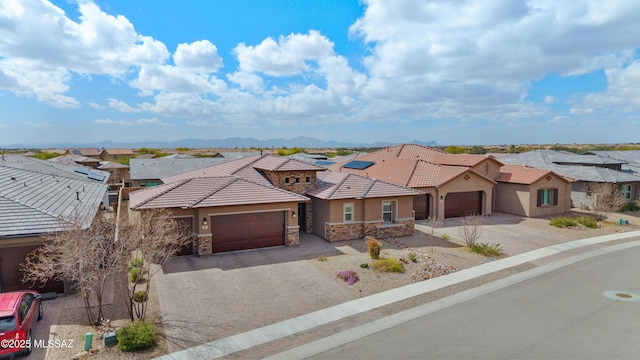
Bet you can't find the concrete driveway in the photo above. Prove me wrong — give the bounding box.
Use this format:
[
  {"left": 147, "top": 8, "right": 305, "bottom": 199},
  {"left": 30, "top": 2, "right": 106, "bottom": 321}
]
[{"left": 155, "top": 233, "right": 355, "bottom": 353}]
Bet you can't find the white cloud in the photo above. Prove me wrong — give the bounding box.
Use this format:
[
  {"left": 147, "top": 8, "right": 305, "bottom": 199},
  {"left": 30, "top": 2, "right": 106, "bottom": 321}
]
[
  {"left": 23, "top": 121, "right": 51, "bottom": 128},
  {"left": 234, "top": 30, "right": 334, "bottom": 76},
  {"left": 174, "top": 40, "right": 223, "bottom": 73},
  {"left": 108, "top": 98, "right": 139, "bottom": 112},
  {"left": 544, "top": 95, "right": 555, "bottom": 104},
  {"left": 87, "top": 101, "right": 104, "bottom": 109}
]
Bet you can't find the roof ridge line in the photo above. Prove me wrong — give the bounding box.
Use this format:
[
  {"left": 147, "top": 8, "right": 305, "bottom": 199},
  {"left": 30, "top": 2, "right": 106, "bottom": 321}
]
[
  {"left": 230, "top": 154, "right": 267, "bottom": 175},
  {"left": 189, "top": 176, "right": 238, "bottom": 208},
  {"left": 406, "top": 159, "right": 420, "bottom": 187},
  {"left": 326, "top": 172, "right": 351, "bottom": 198},
  {"left": 360, "top": 178, "right": 377, "bottom": 198},
  {"left": 134, "top": 180, "right": 185, "bottom": 209}
]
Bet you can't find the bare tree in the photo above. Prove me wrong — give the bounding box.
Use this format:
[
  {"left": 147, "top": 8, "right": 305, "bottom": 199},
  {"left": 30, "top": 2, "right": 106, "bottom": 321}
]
[
  {"left": 21, "top": 215, "right": 127, "bottom": 325},
  {"left": 458, "top": 214, "right": 484, "bottom": 247},
  {"left": 119, "top": 208, "right": 192, "bottom": 321},
  {"left": 586, "top": 183, "right": 627, "bottom": 221},
  {"left": 425, "top": 216, "right": 443, "bottom": 253}
]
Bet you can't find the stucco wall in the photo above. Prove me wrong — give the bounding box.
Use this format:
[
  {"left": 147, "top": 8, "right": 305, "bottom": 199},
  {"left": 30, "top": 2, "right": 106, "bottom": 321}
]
[
  {"left": 471, "top": 159, "right": 502, "bottom": 180},
  {"left": 528, "top": 176, "right": 572, "bottom": 217},
  {"left": 434, "top": 171, "right": 494, "bottom": 219},
  {"left": 495, "top": 183, "right": 530, "bottom": 216}
]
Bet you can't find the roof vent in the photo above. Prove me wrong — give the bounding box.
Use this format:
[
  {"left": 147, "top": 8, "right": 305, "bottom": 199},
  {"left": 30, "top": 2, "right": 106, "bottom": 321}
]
[
  {"left": 11, "top": 176, "right": 16, "bottom": 180},
  {"left": 76, "top": 191, "right": 80, "bottom": 201}
]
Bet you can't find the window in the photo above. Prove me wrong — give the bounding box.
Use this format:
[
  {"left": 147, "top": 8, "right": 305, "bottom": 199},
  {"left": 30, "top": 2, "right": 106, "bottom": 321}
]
[
  {"left": 295, "top": 177, "right": 300, "bottom": 183},
  {"left": 344, "top": 203, "right": 354, "bottom": 222},
  {"left": 306, "top": 176, "right": 311, "bottom": 183},
  {"left": 621, "top": 185, "right": 632, "bottom": 200},
  {"left": 285, "top": 177, "right": 290, "bottom": 184},
  {"left": 382, "top": 201, "right": 395, "bottom": 222},
  {"left": 537, "top": 188, "right": 558, "bottom": 207}
]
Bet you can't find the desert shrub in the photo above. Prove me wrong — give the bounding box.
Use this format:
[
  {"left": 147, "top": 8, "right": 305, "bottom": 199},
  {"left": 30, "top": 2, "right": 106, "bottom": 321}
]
[
  {"left": 129, "top": 267, "right": 143, "bottom": 283},
  {"left": 336, "top": 270, "right": 359, "bottom": 285},
  {"left": 620, "top": 201, "right": 640, "bottom": 212},
  {"left": 128, "top": 258, "right": 143, "bottom": 270},
  {"left": 408, "top": 252, "right": 418, "bottom": 263},
  {"left": 117, "top": 320, "right": 156, "bottom": 352},
  {"left": 365, "top": 236, "right": 381, "bottom": 260},
  {"left": 550, "top": 216, "right": 577, "bottom": 228},
  {"left": 317, "top": 255, "right": 327, "bottom": 262},
  {"left": 359, "top": 263, "right": 369, "bottom": 269},
  {"left": 441, "top": 233, "right": 450, "bottom": 241},
  {"left": 371, "top": 258, "right": 404, "bottom": 273},
  {"left": 133, "top": 291, "right": 147, "bottom": 303},
  {"left": 470, "top": 243, "right": 503, "bottom": 257},
  {"left": 575, "top": 216, "right": 598, "bottom": 229}
]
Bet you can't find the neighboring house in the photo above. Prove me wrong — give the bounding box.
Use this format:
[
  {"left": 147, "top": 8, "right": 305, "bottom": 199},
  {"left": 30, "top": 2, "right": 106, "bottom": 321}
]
[
  {"left": 495, "top": 165, "right": 574, "bottom": 217},
  {"left": 65, "top": 148, "right": 102, "bottom": 159},
  {"left": 50, "top": 154, "right": 101, "bottom": 169},
  {"left": 582, "top": 150, "right": 640, "bottom": 177},
  {"left": 0, "top": 156, "right": 108, "bottom": 293},
  {"left": 129, "top": 158, "right": 229, "bottom": 187},
  {"left": 307, "top": 171, "right": 423, "bottom": 242},
  {"left": 4, "top": 155, "right": 110, "bottom": 184},
  {"left": 100, "top": 148, "right": 135, "bottom": 161},
  {"left": 500, "top": 150, "right": 640, "bottom": 209},
  {"left": 329, "top": 144, "right": 501, "bottom": 219},
  {"left": 97, "top": 161, "right": 130, "bottom": 185}
]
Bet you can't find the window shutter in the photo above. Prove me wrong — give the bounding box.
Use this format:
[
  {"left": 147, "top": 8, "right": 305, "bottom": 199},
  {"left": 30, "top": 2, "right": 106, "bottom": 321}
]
[
  {"left": 537, "top": 189, "right": 542, "bottom": 207},
  {"left": 552, "top": 188, "right": 558, "bottom": 206}
]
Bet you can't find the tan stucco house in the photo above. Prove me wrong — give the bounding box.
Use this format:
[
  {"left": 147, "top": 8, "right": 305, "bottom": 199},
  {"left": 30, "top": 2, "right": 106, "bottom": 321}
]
[{"left": 495, "top": 165, "right": 574, "bottom": 217}]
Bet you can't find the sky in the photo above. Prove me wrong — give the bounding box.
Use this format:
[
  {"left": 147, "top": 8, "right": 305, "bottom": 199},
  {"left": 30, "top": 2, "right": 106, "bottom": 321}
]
[{"left": 1, "top": 0, "right": 640, "bottom": 147}]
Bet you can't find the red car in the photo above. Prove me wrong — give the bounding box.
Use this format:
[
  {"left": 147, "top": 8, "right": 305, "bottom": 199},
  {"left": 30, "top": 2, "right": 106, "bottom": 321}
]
[{"left": 0, "top": 291, "right": 42, "bottom": 358}]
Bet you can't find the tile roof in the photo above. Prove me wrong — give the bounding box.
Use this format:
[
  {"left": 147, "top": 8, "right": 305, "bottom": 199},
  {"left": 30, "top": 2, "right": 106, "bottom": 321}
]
[
  {"left": 98, "top": 161, "right": 129, "bottom": 169},
  {"left": 102, "top": 148, "right": 135, "bottom": 155},
  {"left": 161, "top": 154, "right": 324, "bottom": 184},
  {"left": 0, "top": 162, "right": 107, "bottom": 236},
  {"left": 3, "top": 155, "right": 109, "bottom": 183},
  {"left": 584, "top": 150, "right": 640, "bottom": 176},
  {"left": 129, "top": 158, "right": 230, "bottom": 181},
  {"left": 328, "top": 158, "right": 494, "bottom": 188},
  {"left": 308, "top": 171, "right": 423, "bottom": 200},
  {"left": 129, "top": 176, "right": 309, "bottom": 209},
  {"left": 499, "top": 150, "right": 640, "bottom": 183},
  {"left": 496, "top": 165, "right": 574, "bottom": 185}
]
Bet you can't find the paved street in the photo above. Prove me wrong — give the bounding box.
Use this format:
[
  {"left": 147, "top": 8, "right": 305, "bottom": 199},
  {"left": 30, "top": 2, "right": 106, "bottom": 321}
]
[{"left": 307, "top": 242, "right": 640, "bottom": 360}]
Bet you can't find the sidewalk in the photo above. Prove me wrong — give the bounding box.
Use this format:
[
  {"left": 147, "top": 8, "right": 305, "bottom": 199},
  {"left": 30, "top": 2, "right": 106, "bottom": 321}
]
[{"left": 156, "top": 230, "right": 640, "bottom": 360}]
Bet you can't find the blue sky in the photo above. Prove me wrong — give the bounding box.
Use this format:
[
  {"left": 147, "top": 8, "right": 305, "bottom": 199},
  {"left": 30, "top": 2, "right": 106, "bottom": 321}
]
[{"left": 1, "top": 0, "right": 640, "bottom": 147}]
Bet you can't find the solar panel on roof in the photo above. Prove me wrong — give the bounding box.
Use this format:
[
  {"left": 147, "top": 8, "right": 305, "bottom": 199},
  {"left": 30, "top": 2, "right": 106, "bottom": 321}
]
[
  {"left": 74, "top": 167, "right": 89, "bottom": 174},
  {"left": 87, "top": 173, "right": 106, "bottom": 182},
  {"left": 343, "top": 160, "right": 375, "bottom": 170}
]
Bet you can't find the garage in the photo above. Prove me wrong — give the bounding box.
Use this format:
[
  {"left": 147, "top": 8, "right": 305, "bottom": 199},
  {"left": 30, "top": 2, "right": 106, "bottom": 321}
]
[
  {"left": 445, "top": 191, "right": 482, "bottom": 218},
  {"left": 211, "top": 211, "right": 285, "bottom": 253},
  {"left": 0, "top": 245, "right": 65, "bottom": 294}
]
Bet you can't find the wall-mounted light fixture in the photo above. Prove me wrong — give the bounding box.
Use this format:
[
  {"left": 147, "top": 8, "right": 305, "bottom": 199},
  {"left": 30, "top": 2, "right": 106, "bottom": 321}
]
[
  {"left": 292, "top": 211, "right": 297, "bottom": 218},
  {"left": 202, "top": 217, "right": 208, "bottom": 229}
]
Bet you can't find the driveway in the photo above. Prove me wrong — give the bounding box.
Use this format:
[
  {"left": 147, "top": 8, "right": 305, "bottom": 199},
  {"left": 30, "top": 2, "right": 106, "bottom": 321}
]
[
  {"left": 155, "top": 233, "right": 355, "bottom": 353},
  {"left": 155, "top": 212, "right": 638, "bottom": 354}
]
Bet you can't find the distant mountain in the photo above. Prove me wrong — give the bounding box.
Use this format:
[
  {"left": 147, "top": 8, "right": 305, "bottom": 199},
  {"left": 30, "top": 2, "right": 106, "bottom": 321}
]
[{"left": 3, "top": 137, "right": 437, "bottom": 150}]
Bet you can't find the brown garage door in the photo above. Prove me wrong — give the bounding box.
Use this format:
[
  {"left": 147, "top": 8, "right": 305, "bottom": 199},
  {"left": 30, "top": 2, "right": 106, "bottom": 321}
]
[
  {"left": 445, "top": 191, "right": 482, "bottom": 218},
  {"left": 174, "top": 217, "right": 194, "bottom": 256},
  {"left": 211, "top": 212, "right": 285, "bottom": 253},
  {"left": 0, "top": 245, "right": 65, "bottom": 294}
]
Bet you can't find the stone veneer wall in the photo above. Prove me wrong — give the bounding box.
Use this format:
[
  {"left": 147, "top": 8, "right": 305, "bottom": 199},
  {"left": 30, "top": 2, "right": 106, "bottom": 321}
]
[
  {"left": 287, "top": 226, "right": 300, "bottom": 246},
  {"left": 305, "top": 203, "right": 313, "bottom": 233},
  {"left": 196, "top": 234, "right": 212, "bottom": 255},
  {"left": 325, "top": 219, "right": 415, "bottom": 242},
  {"left": 263, "top": 171, "right": 317, "bottom": 195}
]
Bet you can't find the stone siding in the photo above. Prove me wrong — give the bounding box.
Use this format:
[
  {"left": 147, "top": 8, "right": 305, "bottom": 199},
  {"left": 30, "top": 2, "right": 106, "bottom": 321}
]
[
  {"left": 196, "top": 234, "right": 212, "bottom": 255},
  {"left": 287, "top": 226, "right": 300, "bottom": 246},
  {"left": 263, "top": 170, "right": 317, "bottom": 195},
  {"left": 325, "top": 219, "right": 415, "bottom": 242}
]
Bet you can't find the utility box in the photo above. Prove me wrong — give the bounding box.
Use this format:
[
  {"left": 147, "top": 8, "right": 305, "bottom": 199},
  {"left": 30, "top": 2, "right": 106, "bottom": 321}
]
[
  {"left": 84, "top": 332, "right": 93, "bottom": 351},
  {"left": 103, "top": 332, "right": 117, "bottom": 347}
]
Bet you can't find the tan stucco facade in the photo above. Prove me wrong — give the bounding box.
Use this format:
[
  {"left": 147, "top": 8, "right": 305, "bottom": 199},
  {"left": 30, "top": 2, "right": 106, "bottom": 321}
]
[
  {"left": 311, "top": 196, "right": 415, "bottom": 242},
  {"left": 495, "top": 174, "right": 572, "bottom": 217},
  {"left": 415, "top": 170, "right": 495, "bottom": 219},
  {"left": 470, "top": 158, "right": 502, "bottom": 180}
]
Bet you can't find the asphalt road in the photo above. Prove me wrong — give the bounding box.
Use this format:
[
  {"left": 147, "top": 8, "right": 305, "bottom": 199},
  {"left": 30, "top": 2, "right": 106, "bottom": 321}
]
[{"left": 310, "top": 243, "right": 640, "bottom": 360}]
